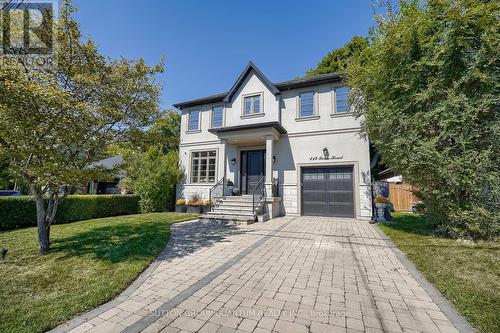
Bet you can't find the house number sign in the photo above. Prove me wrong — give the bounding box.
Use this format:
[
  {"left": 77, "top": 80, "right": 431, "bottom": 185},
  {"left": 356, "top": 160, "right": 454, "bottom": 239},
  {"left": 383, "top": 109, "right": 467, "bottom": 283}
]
[{"left": 309, "top": 147, "right": 343, "bottom": 161}]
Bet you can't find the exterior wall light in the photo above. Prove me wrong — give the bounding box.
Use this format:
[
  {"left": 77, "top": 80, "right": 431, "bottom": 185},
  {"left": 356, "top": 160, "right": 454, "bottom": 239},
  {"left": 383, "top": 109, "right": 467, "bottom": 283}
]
[
  {"left": 323, "top": 148, "right": 329, "bottom": 157},
  {"left": 272, "top": 156, "right": 276, "bottom": 164},
  {"left": 231, "top": 158, "right": 236, "bottom": 165}
]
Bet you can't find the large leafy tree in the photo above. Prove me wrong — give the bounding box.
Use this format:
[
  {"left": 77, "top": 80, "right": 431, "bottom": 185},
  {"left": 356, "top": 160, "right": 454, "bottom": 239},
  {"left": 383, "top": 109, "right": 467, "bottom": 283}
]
[
  {"left": 0, "top": 1, "right": 163, "bottom": 253},
  {"left": 348, "top": 0, "right": 499, "bottom": 239},
  {"left": 306, "top": 35, "right": 368, "bottom": 76}
]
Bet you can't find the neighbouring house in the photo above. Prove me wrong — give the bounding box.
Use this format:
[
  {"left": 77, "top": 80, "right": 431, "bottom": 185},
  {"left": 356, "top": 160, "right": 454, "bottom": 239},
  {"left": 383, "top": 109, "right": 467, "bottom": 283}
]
[
  {"left": 174, "top": 62, "right": 372, "bottom": 222},
  {"left": 85, "top": 156, "right": 125, "bottom": 195}
]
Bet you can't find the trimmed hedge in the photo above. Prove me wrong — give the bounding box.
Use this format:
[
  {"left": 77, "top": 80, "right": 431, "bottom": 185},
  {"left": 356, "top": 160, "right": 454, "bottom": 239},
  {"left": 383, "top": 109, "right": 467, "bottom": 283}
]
[{"left": 0, "top": 195, "right": 140, "bottom": 230}]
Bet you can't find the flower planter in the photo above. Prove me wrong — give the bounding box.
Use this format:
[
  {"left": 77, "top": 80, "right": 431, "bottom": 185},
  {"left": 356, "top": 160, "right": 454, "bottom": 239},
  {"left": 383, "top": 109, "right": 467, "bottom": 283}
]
[
  {"left": 226, "top": 185, "right": 234, "bottom": 196},
  {"left": 186, "top": 205, "right": 201, "bottom": 214},
  {"left": 375, "top": 202, "right": 388, "bottom": 221},
  {"left": 175, "top": 204, "right": 186, "bottom": 213}
]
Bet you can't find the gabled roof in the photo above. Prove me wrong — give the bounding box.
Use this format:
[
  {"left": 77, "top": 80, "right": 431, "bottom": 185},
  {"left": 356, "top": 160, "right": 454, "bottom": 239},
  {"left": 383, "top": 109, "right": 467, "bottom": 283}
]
[
  {"left": 223, "top": 61, "right": 279, "bottom": 103},
  {"left": 173, "top": 65, "right": 342, "bottom": 109}
]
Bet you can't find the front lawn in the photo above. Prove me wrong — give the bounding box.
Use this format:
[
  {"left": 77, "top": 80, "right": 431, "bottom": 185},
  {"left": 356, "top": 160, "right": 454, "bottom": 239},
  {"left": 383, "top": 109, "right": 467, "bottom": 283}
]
[
  {"left": 0, "top": 212, "right": 198, "bottom": 333},
  {"left": 379, "top": 213, "right": 499, "bottom": 333}
]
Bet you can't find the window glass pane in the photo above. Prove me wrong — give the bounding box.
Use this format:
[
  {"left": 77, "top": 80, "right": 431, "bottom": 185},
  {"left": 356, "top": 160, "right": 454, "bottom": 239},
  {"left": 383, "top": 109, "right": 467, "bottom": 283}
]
[
  {"left": 212, "top": 106, "right": 223, "bottom": 128},
  {"left": 244, "top": 97, "right": 252, "bottom": 115},
  {"left": 300, "top": 92, "right": 314, "bottom": 117},
  {"left": 253, "top": 95, "right": 260, "bottom": 113},
  {"left": 199, "top": 159, "right": 207, "bottom": 182},
  {"left": 191, "top": 150, "right": 217, "bottom": 183},
  {"left": 188, "top": 110, "right": 199, "bottom": 130},
  {"left": 335, "top": 87, "right": 350, "bottom": 113},
  {"left": 191, "top": 159, "right": 199, "bottom": 183}
]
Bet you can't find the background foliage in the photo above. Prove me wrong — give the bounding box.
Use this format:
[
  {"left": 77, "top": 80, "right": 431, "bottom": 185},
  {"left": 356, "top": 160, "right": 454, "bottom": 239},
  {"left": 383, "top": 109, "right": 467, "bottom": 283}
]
[
  {"left": 0, "top": 195, "right": 139, "bottom": 230},
  {"left": 348, "top": 0, "right": 499, "bottom": 240}
]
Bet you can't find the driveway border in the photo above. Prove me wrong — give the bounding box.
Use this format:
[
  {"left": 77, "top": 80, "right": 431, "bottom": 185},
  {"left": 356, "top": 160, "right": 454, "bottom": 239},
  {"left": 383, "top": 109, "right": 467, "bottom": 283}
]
[{"left": 373, "top": 224, "right": 477, "bottom": 333}]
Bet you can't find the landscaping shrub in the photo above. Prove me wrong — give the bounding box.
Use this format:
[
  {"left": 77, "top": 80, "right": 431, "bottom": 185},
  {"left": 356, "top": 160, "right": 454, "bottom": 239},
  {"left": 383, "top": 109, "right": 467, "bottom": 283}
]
[{"left": 0, "top": 195, "right": 139, "bottom": 230}]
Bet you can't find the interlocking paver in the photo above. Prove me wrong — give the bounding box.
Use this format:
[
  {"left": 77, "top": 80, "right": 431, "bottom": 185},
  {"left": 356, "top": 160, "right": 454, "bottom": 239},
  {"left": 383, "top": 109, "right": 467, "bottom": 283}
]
[{"left": 52, "top": 217, "right": 467, "bottom": 333}]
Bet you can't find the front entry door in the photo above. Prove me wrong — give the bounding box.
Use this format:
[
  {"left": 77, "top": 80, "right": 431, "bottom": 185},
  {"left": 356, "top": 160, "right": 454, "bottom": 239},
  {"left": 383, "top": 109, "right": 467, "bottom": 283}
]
[{"left": 240, "top": 150, "right": 265, "bottom": 194}]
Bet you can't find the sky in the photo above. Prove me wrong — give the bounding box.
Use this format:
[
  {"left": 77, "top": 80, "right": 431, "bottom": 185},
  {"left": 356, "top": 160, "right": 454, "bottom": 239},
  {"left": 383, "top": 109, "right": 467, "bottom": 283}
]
[{"left": 73, "top": 0, "right": 381, "bottom": 110}]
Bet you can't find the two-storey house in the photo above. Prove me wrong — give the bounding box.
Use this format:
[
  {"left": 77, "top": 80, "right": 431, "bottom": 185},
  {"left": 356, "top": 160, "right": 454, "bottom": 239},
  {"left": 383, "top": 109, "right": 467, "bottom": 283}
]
[{"left": 174, "top": 62, "right": 372, "bottom": 221}]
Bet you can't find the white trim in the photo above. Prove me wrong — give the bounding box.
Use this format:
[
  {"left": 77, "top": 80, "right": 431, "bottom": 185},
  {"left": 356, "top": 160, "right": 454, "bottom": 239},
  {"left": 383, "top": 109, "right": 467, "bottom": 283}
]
[
  {"left": 297, "top": 90, "right": 317, "bottom": 119},
  {"left": 286, "top": 127, "right": 362, "bottom": 137},
  {"left": 241, "top": 92, "right": 264, "bottom": 117},
  {"left": 188, "top": 148, "right": 218, "bottom": 185}
]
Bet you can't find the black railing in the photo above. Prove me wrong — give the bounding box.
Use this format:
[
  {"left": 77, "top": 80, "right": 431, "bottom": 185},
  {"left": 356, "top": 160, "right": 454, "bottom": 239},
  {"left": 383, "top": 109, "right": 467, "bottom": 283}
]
[
  {"left": 252, "top": 176, "right": 265, "bottom": 216},
  {"left": 209, "top": 176, "right": 225, "bottom": 212},
  {"left": 272, "top": 177, "right": 279, "bottom": 197}
]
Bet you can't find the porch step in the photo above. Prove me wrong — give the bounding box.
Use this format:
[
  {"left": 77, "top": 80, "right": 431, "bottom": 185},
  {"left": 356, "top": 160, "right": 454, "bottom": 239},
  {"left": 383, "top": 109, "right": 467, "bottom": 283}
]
[
  {"left": 199, "top": 213, "right": 255, "bottom": 223},
  {"left": 211, "top": 205, "right": 254, "bottom": 212},
  {"left": 206, "top": 210, "right": 254, "bottom": 217}
]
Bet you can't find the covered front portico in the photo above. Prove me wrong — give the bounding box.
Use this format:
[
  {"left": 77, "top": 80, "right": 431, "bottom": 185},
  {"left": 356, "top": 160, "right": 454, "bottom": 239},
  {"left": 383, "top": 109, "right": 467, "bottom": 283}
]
[{"left": 208, "top": 121, "right": 286, "bottom": 219}]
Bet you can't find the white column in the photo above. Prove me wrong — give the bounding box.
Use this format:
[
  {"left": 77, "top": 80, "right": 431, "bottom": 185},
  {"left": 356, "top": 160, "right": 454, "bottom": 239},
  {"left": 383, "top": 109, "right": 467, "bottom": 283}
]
[
  {"left": 220, "top": 139, "right": 226, "bottom": 182},
  {"left": 265, "top": 135, "right": 273, "bottom": 198},
  {"left": 265, "top": 135, "right": 273, "bottom": 183}
]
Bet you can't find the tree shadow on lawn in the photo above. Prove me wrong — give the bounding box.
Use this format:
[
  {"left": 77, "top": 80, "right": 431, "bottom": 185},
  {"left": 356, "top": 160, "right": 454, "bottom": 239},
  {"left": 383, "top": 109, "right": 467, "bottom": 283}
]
[{"left": 50, "top": 220, "right": 248, "bottom": 263}]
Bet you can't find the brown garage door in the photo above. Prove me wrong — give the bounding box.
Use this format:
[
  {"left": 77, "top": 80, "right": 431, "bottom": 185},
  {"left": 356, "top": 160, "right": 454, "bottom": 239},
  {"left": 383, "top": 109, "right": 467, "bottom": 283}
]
[{"left": 301, "top": 166, "right": 354, "bottom": 217}]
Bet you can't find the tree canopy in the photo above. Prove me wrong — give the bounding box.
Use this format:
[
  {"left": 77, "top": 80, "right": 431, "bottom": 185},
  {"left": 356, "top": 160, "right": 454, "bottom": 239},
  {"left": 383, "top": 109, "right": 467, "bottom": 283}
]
[
  {"left": 306, "top": 35, "right": 368, "bottom": 76},
  {"left": 0, "top": 1, "right": 164, "bottom": 252},
  {"left": 348, "top": 0, "right": 499, "bottom": 240}
]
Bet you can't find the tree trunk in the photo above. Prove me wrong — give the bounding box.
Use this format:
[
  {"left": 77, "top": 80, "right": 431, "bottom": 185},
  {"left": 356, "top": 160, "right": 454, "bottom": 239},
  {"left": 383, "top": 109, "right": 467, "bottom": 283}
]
[{"left": 34, "top": 193, "right": 49, "bottom": 254}]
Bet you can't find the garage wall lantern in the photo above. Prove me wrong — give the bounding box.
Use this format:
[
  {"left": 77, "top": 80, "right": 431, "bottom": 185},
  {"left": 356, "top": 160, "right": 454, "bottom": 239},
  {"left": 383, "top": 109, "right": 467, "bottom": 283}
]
[
  {"left": 231, "top": 158, "right": 236, "bottom": 165},
  {"left": 272, "top": 156, "right": 276, "bottom": 164},
  {"left": 323, "top": 147, "right": 329, "bottom": 157}
]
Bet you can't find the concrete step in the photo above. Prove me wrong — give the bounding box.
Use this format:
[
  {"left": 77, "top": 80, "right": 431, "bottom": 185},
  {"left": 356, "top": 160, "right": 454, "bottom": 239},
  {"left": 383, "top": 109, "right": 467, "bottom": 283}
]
[
  {"left": 213, "top": 205, "right": 254, "bottom": 212},
  {"left": 222, "top": 197, "right": 255, "bottom": 203},
  {"left": 200, "top": 213, "right": 255, "bottom": 222},
  {"left": 216, "top": 202, "right": 255, "bottom": 208},
  {"left": 207, "top": 210, "right": 254, "bottom": 217}
]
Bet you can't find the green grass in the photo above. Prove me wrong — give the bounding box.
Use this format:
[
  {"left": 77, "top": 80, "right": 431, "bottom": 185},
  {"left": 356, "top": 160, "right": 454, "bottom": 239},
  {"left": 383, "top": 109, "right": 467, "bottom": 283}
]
[
  {"left": 379, "top": 213, "right": 500, "bottom": 333},
  {"left": 0, "top": 212, "right": 198, "bottom": 333}
]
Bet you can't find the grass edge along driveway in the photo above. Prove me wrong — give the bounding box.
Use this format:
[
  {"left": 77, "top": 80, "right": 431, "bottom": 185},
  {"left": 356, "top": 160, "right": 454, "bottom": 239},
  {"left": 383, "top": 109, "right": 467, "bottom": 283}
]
[
  {"left": 379, "top": 213, "right": 499, "bottom": 333},
  {"left": 0, "top": 212, "right": 198, "bottom": 333}
]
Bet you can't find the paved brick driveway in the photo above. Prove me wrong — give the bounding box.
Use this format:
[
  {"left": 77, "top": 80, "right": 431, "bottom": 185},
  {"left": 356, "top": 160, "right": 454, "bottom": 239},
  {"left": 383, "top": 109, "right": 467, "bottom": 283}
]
[{"left": 53, "top": 217, "right": 468, "bottom": 333}]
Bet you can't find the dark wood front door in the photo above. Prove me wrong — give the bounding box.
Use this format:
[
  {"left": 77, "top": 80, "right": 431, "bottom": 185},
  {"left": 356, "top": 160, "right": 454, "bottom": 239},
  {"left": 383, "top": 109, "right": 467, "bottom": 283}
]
[{"left": 240, "top": 150, "right": 265, "bottom": 194}]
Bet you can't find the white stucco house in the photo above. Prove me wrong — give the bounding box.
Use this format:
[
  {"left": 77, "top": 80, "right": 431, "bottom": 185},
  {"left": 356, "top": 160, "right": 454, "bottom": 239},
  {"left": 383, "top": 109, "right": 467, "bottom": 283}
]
[{"left": 174, "top": 62, "right": 372, "bottom": 221}]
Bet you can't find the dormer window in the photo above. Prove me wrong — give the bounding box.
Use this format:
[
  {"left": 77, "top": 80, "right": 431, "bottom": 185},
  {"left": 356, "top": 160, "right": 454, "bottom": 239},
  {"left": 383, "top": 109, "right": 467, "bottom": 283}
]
[{"left": 243, "top": 94, "right": 261, "bottom": 115}]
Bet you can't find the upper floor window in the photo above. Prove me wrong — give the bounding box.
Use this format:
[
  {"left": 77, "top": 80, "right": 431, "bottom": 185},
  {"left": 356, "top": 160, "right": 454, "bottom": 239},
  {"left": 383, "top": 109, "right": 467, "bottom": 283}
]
[
  {"left": 188, "top": 110, "right": 200, "bottom": 131},
  {"left": 211, "top": 106, "right": 223, "bottom": 128},
  {"left": 191, "top": 151, "right": 217, "bottom": 183},
  {"left": 299, "top": 91, "right": 315, "bottom": 118},
  {"left": 335, "top": 86, "right": 350, "bottom": 113},
  {"left": 243, "top": 94, "right": 261, "bottom": 115}
]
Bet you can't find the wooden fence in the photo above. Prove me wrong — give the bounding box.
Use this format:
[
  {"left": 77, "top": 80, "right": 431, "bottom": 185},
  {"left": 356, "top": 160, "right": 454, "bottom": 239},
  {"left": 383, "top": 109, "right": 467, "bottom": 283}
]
[{"left": 389, "top": 183, "right": 419, "bottom": 212}]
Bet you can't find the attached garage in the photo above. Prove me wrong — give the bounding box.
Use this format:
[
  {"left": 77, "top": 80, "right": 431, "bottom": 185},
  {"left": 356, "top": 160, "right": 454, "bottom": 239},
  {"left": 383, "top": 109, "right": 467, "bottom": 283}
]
[{"left": 301, "top": 166, "right": 355, "bottom": 218}]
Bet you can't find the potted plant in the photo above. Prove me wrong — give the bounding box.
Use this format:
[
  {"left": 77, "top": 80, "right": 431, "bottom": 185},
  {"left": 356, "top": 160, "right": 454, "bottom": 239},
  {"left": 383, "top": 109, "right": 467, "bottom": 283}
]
[
  {"left": 186, "top": 199, "right": 202, "bottom": 213},
  {"left": 226, "top": 180, "right": 234, "bottom": 196},
  {"left": 201, "top": 200, "right": 212, "bottom": 213},
  {"left": 374, "top": 196, "right": 390, "bottom": 221},
  {"left": 175, "top": 198, "right": 186, "bottom": 213}
]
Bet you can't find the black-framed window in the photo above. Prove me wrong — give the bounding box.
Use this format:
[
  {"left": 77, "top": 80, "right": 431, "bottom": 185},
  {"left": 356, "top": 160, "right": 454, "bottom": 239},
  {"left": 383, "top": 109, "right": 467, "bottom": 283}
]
[
  {"left": 188, "top": 110, "right": 200, "bottom": 131},
  {"left": 299, "top": 91, "right": 314, "bottom": 117},
  {"left": 191, "top": 151, "right": 216, "bottom": 183},
  {"left": 211, "top": 106, "right": 223, "bottom": 128},
  {"left": 243, "top": 95, "right": 261, "bottom": 115},
  {"left": 335, "top": 87, "right": 350, "bottom": 113}
]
